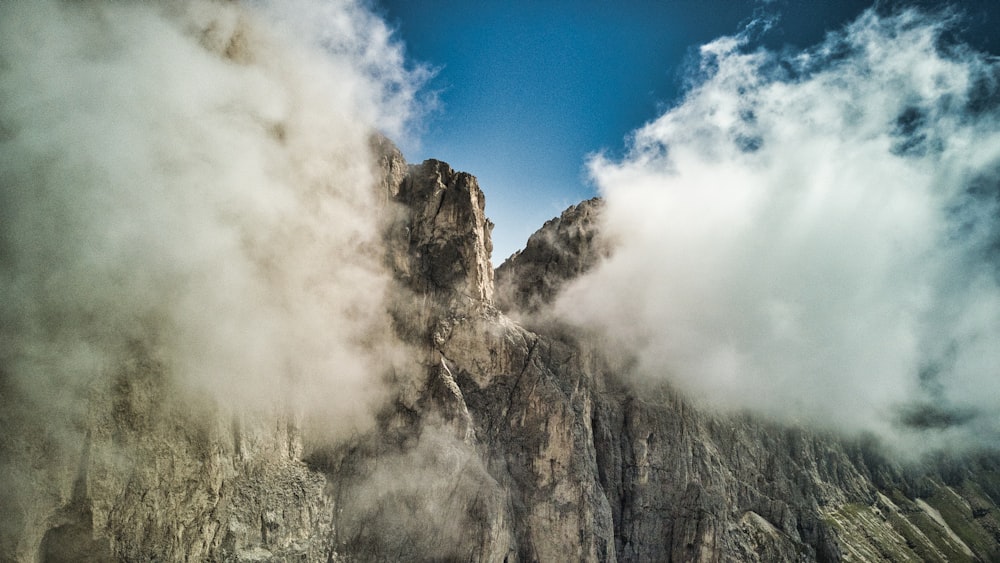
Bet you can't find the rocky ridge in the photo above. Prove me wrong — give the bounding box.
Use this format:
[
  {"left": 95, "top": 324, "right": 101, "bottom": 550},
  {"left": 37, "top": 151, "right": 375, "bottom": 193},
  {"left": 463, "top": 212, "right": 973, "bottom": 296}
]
[
  {"left": 495, "top": 197, "right": 606, "bottom": 315},
  {"left": 3, "top": 139, "right": 1000, "bottom": 562}
]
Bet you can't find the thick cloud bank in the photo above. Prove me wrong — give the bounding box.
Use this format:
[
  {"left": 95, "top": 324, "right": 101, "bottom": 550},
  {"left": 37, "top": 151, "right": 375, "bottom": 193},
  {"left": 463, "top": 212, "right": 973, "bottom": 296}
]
[
  {"left": 558, "top": 10, "right": 1000, "bottom": 452},
  {"left": 0, "top": 0, "right": 424, "bottom": 438}
]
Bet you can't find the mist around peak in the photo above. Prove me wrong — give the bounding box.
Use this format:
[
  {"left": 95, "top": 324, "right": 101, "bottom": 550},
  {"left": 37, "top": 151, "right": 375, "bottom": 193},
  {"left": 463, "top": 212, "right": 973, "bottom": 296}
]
[
  {"left": 555, "top": 8, "right": 1000, "bottom": 455},
  {"left": 0, "top": 0, "right": 429, "bottom": 465}
]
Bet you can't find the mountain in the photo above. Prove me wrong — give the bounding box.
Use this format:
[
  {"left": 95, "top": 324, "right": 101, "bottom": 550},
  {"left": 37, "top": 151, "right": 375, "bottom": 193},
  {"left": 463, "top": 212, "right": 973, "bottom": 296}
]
[{"left": 4, "top": 138, "right": 1000, "bottom": 562}]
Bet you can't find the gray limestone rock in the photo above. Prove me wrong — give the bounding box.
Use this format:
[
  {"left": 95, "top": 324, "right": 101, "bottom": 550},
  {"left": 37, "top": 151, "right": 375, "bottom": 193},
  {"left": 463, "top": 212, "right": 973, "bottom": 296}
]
[
  {"left": 388, "top": 156, "right": 494, "bottom": 304},
  {"left": 3, "top": 137, "right": 1000, "bottom": 563},
  {"left": 495, "top": 197, "right": 606, "bottom": 314}
]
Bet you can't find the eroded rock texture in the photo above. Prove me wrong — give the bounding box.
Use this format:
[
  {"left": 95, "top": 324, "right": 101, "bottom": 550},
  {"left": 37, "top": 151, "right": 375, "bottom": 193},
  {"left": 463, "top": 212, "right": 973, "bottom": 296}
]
[
  {"left": 3, "top": 139, "right": 1000, "bottom": 562},
  {"left": 495, "top": 197, "right": 605, "bottom": 314}
]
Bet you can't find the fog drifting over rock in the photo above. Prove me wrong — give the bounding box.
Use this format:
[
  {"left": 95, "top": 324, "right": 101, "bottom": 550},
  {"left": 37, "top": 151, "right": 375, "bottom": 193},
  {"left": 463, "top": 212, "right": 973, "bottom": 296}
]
[
  {"left": 0, "top": 0, "right": 426, "bottom": 440},
  {"left": 558, "top": 9, "right": 1000, "bottom": 453}
]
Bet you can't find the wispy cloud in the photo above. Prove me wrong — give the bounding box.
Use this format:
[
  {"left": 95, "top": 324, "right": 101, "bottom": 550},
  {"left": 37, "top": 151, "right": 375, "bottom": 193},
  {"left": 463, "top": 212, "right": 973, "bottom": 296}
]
[{"left": 558, "top": 8, "right": 1000, "bottom": 454}]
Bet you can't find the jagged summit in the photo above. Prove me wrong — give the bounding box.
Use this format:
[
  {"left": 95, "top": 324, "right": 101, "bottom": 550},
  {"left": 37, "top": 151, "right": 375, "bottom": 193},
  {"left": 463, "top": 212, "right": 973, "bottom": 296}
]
[
  {"left": 496, "top": 197, "right": 606, "bottom": 314},
  {"left": 374, "top": 135, "right": 495, "bottom": 305}
]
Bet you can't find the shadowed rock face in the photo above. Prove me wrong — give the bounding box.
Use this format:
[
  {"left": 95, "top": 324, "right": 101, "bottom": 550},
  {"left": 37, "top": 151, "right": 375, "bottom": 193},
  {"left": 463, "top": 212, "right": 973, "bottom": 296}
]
[{"left": 4, "top": 138, "right": 1000, "bottom": 562}]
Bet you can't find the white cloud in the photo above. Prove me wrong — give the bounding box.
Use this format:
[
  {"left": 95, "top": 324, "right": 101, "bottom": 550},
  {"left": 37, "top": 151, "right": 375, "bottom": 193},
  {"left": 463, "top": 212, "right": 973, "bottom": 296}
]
[
  {"left": 0, "top": 0, "right": 426, "bottom": 439},
  {"left": 558, "top": 9, "right": 1000, "bottom": 453}
]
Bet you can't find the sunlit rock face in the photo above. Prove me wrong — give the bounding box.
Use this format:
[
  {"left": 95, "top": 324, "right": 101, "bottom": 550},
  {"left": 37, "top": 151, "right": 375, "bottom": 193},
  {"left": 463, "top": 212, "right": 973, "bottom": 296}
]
[
  {"left": 377, "top": 136, "right": 494, "bottom": 304},
  {"left": 495, "top": 197, "right": 606, "bottom": 315}
]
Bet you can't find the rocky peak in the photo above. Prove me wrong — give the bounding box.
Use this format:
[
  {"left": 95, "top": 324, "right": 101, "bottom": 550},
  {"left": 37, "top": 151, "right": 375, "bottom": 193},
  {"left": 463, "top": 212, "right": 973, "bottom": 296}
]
[
  {"left": 379, "top": 145, "right": 495, "bottom": 305},
  {"left": 496, "top": 197, "right": 606, "bottom": 313}
]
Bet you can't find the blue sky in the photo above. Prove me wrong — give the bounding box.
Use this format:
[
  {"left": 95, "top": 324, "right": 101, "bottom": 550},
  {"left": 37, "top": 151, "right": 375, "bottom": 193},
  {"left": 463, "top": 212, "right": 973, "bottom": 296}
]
[{"left": 376, "top": 0, "right": 1000, "bottom": 261}]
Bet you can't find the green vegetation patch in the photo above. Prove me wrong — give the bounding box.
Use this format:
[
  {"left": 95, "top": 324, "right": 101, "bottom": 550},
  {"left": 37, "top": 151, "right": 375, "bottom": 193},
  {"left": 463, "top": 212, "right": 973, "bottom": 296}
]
[{"left": 924, "top": 483, "right": 1000, "bottom": 561}]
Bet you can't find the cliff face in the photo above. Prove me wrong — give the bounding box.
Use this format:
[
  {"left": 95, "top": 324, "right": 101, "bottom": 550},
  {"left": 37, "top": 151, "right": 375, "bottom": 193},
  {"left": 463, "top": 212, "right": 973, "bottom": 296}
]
[
  {"left": 4, "top": 140, "right": 1000, "bottom": 563},
  {"left": 489, "top": 181, "right": 1000, "bottom": 563}
]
